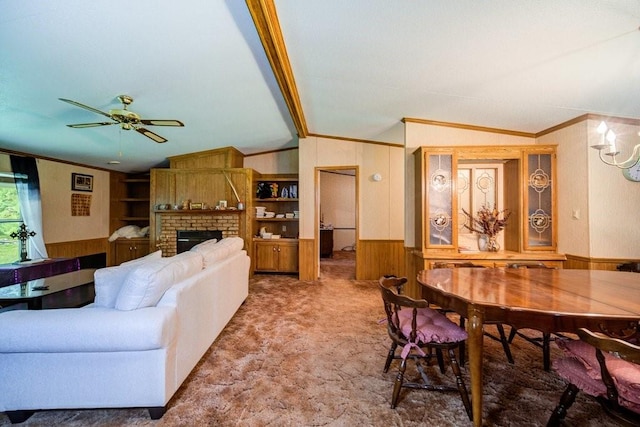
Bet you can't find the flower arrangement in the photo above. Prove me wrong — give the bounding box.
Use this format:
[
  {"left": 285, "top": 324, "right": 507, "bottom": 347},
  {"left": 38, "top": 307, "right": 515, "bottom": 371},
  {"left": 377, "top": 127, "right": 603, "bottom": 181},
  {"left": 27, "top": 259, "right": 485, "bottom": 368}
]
[{"left": 463, "top": 205, "right": 511, "bottom": 237}]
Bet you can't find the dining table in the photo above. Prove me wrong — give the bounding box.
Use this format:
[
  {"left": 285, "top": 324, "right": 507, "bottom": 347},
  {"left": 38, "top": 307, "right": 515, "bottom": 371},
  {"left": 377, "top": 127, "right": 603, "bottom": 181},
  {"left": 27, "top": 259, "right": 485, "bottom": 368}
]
[{"left": 416, "top": 267, "right": 640, "bottom": 426}]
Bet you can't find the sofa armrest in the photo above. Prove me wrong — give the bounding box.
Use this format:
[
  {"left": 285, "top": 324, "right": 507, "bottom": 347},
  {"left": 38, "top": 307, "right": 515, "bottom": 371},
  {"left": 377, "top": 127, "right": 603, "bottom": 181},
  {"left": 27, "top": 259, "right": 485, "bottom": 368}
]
[{"left": 0, "top": 306, "right": 176, "bottom": 353}]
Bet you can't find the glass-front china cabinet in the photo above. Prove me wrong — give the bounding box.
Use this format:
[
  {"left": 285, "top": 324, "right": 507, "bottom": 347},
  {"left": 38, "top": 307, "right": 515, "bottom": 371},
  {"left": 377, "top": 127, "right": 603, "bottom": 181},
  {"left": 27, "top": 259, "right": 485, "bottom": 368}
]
[{"left": 413, "top": 145, "right": 565, "bottom": 270}]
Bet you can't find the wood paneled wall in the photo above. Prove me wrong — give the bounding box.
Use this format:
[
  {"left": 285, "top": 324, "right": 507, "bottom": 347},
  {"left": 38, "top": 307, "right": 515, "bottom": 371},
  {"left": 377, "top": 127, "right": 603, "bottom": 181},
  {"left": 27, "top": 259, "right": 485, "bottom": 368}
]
[
  {"left": 564, "top": 254, "right": 638, "bottom": 271},
  {"left": 298, "top": 238, "right": 316, "bottom": 281},
  {"left": 356, "top": 240, "right": 405, "bottom": 280},
  {"left": 298, "top": 238, "right": 406, "bottom": 281},
  {"left": 46, "top": 238, "right": 109, "bottom": 259}
]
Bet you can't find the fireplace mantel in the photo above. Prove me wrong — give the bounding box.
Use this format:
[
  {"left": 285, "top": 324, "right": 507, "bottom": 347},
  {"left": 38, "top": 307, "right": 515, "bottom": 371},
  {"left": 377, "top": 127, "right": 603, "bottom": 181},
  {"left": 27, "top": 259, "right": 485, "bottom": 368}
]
[{"left": 153, "top": 209, "right": 245, "bottom": 215}]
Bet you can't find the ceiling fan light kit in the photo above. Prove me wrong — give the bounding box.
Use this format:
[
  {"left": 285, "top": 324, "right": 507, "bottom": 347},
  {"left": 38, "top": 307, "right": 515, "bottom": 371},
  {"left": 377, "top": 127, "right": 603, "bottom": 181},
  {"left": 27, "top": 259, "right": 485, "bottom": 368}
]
[{"left": 59, "top": 95, "right": 183, "bottom": 143}]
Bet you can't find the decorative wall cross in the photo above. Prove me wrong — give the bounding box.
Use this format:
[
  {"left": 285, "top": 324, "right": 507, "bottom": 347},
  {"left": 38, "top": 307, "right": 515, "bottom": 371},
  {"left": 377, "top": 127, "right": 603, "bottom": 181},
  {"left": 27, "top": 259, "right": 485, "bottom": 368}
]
[{"left": 10, "top": 223, "right": 36, "bottom": 262}]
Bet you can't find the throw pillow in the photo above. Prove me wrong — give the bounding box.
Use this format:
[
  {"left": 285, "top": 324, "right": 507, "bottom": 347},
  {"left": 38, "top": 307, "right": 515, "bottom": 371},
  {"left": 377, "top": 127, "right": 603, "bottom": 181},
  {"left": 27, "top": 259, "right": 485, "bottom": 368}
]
[
  {"left": 121, "top": 249, "right": 162, "bottom": 266},
  {"left": 196, "top": 237, "right": 244, "bottom": 268},
  {"left": 189, "top": 238, "right": 218, "bottom": 252},
  {"left": 115, "top": 251, "right": 202, "bottom": 311},
  {"left": 93, "top": 250, "right": 162, "bottom": 308}
]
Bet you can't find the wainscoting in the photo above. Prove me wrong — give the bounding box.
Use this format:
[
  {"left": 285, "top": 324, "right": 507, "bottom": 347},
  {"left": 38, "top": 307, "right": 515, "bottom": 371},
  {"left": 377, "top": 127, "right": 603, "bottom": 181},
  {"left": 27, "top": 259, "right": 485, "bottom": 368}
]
[
  {"left": 297, "top": 241, "right": 637, "bottom": 284},
  {"left": 45, "top": 238, "right": 109, "bottom": 260},
  {"left": 356, "top": 240, "right": 405, "bottom": 279},
  {"left": 564, "top": 254, "right": 638, "bottom": 271},
  {"left": 298, "top": 239, "right": 315, "bottom": 280},
  {"left": 298, "top": 238, "right": 405, "bottom": 281}
]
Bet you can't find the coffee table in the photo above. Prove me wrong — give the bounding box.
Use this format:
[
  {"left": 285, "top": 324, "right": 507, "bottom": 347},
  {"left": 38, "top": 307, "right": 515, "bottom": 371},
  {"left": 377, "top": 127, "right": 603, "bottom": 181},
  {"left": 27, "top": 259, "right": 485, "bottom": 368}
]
[
  {"left": 417, "top": 267, "right": 640, "bottom": 426},
  {"left": 0, "top": 268, "right": 96, "bottom": 310}
]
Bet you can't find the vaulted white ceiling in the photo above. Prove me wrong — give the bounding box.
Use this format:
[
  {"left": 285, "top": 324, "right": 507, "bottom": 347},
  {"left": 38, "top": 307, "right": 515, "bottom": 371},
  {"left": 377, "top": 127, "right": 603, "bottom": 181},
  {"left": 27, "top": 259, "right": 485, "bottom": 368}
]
[{"left": 1, "top": 1, "right": 638, "bottom": 172}]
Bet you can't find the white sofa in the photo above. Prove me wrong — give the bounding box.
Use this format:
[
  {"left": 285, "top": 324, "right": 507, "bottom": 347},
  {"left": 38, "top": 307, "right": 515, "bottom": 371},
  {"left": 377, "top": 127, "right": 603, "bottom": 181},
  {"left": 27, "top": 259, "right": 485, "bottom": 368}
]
[{"left": 0, "top": 237, "right": 250, "bottom": 423}]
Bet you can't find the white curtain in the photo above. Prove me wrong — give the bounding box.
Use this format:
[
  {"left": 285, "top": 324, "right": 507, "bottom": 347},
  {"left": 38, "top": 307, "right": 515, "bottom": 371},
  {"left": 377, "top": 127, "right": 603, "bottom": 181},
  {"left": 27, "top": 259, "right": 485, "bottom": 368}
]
[{"left": 10, "top": 155, "right": 48, "bottom": 260}]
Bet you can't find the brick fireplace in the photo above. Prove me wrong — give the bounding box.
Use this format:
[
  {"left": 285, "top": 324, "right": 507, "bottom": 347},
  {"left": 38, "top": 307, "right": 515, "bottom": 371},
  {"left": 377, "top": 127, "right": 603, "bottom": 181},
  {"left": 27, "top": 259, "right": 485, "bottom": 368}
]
[{"left": 155, "top": 212, "right": 240, "bottom": 256}]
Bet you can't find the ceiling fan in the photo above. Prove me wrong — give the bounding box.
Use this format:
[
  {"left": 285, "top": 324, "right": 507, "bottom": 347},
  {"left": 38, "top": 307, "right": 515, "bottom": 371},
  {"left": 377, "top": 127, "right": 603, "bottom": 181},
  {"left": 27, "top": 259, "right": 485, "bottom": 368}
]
[{"left": 59, "top": 95, "right": 184, "bottom": 143}]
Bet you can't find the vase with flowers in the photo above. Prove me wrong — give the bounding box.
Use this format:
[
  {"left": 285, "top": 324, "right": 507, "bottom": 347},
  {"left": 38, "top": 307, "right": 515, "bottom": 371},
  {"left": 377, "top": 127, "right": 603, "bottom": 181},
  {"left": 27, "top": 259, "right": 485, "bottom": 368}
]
[{"left": 463, "top": 205, "right": 511, "bottom": 252}]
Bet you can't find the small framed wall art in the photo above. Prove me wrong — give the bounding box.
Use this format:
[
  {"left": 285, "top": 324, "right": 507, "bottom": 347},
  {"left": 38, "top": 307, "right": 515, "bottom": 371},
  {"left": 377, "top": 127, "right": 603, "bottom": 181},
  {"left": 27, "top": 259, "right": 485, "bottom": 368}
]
[{"left": 71, "top": 173, "right": 93, "bottom": 192}]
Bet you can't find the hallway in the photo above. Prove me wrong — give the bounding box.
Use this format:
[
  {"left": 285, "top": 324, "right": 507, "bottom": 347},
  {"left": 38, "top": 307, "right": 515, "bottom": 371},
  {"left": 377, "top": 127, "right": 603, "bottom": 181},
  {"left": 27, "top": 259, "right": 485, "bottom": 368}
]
[{"left": 319, "top": 250, "right": 355, "bottom": 280}]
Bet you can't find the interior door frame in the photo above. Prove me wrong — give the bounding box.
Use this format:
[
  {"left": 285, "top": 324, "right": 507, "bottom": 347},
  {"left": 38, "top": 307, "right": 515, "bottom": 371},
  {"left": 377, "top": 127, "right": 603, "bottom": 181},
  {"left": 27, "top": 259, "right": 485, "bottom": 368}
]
[{"left": 314, "top": 166, "right": 359, "bottom": 279}]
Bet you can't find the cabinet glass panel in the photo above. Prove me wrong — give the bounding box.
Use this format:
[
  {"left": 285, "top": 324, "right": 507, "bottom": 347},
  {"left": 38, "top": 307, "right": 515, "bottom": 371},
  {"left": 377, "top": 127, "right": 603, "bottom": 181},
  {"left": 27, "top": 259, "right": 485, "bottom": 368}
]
[
  {"left": 427, "top": 154, "right": 453, "bottom": 246},
  {"left": 527, "top": 153, "right": 553, "bottom": 247}
]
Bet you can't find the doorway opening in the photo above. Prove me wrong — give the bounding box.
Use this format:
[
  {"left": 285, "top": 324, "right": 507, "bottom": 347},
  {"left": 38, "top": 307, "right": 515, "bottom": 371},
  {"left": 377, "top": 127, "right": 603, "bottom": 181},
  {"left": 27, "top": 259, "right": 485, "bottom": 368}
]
[{"left": 317, "top": 167, "right": 357, "bottom": 280}]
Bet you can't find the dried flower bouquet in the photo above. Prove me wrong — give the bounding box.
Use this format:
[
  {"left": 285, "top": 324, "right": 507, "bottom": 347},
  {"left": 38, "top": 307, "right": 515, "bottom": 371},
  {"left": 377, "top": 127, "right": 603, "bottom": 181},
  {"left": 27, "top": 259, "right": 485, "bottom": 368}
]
[{"left": 463, "top": 205, "right": 511, "bottom": 237}]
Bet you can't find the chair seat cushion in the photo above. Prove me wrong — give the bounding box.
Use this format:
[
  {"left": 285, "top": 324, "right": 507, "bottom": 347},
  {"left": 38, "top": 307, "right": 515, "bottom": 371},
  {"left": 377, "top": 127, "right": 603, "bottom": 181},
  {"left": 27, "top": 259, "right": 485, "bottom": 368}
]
[
  {"left": 555, "top": 338, "right": 640, "bottom": 412},
  {"left": 397, "top": 307, "right": 468, "bottom": 344},
  {"left": 553, "top": 355, "right": 608, "bottom": 397}
]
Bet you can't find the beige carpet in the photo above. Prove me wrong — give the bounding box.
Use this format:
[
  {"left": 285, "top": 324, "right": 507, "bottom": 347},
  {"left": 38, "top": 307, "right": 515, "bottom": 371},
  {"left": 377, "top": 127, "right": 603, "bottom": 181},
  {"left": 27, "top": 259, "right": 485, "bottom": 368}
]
[{"left": 0, "top": 253, "right": 623, "bottom": 426}]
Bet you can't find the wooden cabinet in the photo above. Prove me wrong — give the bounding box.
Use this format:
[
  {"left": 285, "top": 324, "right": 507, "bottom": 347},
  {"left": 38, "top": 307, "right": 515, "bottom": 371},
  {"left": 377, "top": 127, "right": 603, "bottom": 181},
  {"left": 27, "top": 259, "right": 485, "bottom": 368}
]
[
  {"left": 113, "top": 238, "right": 150, "bottom": 265},
  {"left": 426, "top": 255, "right": 565, "bottom": 270},
  {"left": 253, "top": 174, "right": 299, "bottom": 274},
  {"left": 320, "top": 229, "right": 333, "bottom": 258},
  {"left": 253, "top": 239, "right": 299, "bottom": 273},
  {"left": 412, "top": 144, "right": 564, "bottom": 271}
]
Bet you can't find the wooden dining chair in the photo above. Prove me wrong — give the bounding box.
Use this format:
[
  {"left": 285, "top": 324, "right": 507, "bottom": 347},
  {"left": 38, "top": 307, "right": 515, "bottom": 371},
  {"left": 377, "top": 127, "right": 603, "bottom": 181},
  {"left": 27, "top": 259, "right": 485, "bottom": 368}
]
[
  {"left": 378, "top": 276, "right": 472, "bottom": 420},
  {"left": 547, "top": 327, "right": 640, "bottom": 426},
  {"left": 506, "top": 262, "right": 555, "bottom": 370},
  {"left": 432, "top": 262, "right": 514, "bottom": 365}
]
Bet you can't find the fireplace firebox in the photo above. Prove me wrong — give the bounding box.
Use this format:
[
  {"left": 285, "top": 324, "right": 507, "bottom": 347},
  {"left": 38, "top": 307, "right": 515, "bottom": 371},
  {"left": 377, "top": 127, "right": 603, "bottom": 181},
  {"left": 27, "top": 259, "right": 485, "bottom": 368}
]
[{"left": 176, "top": 230, "right": 222, "bottom": 253}]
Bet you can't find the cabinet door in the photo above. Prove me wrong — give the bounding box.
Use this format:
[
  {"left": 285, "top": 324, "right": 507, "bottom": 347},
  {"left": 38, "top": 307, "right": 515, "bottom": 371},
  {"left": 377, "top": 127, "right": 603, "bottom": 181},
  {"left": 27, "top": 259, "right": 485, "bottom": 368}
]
[
  {"left": 523, "top": 150, "right": 556, "bottom": 251},
  {"left": 254, "top": 242, "right": 278, "bottom": 271},
  {"left": 114, "top": 238, "right": 149, "bottom": 265},
  {"left": 114, "top": 240, "right": 136, "bottom": 265},
  {"left": 277, "top": 242, "right": 299, "bottom": 272},
  {"left": 414, "top": 148, "right": 457, "bottom": 251},
  {"left": 134, "top": 240, "right": 150, "bottom": 258}
]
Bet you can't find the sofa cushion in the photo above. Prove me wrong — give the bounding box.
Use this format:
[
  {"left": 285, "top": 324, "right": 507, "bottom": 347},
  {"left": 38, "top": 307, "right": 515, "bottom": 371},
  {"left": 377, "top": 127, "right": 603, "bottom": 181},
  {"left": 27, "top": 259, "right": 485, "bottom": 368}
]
[
  {"left": 219, "top": 236, "right": 244, "bottom": 252},
  {"left": 189, "top": 238, "right": 217, "bottom": 252},
  {"left": 0, "top": 306, "right": 176, "bottom": 353},
  {"left": 194, "top": 236, "right": 244, "bottom": 268},
  {"left": 115, "top": 251, "right": 203, "bottom": 311},
  {"left": 121, "top": 249, "right": 162, "bottom": 266},
  {"left": 93, "top": 250, "right": 162, "bottom": 308}
]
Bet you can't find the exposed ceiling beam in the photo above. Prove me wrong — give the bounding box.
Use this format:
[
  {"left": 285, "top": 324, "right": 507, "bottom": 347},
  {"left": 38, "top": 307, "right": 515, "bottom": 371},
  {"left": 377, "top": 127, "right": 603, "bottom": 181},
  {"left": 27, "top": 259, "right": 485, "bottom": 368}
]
[{"left": 246, "top": 0, "right": 308, "bottom": 138}]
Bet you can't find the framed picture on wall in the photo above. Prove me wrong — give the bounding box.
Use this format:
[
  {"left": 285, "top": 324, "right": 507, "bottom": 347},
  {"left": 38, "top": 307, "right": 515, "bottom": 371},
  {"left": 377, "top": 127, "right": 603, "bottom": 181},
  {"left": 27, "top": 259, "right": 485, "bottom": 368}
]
[{"left": 71, "top": 173, "right": 93, "bottom": 192}]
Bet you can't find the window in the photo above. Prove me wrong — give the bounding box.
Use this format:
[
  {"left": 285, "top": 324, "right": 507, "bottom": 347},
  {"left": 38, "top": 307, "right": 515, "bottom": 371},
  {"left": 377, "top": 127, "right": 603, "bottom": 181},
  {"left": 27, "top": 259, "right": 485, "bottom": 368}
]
[{"left": 0, "top": 173, "right": 22, "bottom": 264}]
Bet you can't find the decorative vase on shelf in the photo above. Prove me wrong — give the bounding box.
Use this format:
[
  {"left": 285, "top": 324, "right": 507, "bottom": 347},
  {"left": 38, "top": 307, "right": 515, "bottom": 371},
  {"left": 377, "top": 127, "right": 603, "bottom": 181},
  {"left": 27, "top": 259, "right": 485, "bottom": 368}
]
[
  {"left": 487, "top": 235, "right": 500, "bottom": 252},
  {"left": 477, "top": 234, "right": 489, "bottom": 251}
]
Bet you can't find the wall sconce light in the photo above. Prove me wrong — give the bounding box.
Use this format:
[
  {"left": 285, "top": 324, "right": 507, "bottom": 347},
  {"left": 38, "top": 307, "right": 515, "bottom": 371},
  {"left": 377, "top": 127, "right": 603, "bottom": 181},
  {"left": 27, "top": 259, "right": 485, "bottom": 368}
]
[
  {"left": 591, "top": 121, "right": 640, "bottom": 169},
  {"left": 372, "top": 173, "right": 382, "bottom": 182}
]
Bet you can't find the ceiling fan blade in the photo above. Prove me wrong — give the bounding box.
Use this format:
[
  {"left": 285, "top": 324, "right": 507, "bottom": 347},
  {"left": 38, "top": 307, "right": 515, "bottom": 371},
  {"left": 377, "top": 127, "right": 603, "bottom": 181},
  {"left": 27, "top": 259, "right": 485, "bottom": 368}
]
[
  {"left": 139, "top": 119, "right": 184, "bottom": 127},
  {"left": 67, "top": 122, "right": 115, "bottom": 128},
  {"left": 136, "top": 127, "right": 168, "bottom": 143},
  {"left": 58, "top": 98, "right": 112, "bottom": 119}
]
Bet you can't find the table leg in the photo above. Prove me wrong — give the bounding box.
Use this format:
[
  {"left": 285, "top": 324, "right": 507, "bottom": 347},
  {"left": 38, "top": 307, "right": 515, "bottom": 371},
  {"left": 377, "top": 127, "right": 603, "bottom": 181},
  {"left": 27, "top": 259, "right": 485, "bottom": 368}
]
[{"left": 467, "top": 305, "right": 484, "bottom": 426}]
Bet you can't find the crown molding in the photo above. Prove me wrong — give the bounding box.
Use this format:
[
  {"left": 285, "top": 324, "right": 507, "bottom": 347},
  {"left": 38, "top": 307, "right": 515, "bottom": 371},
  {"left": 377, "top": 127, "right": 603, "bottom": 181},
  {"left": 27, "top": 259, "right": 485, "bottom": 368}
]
[
  {"left": 402, "top": 117, "right": 536, "bottom": 138},
  {"left": 308, "top": 133, "right": 404, "bottom": 148}
]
